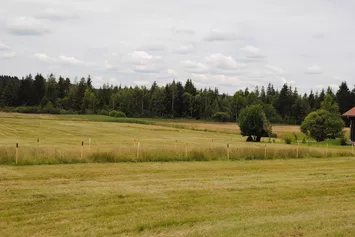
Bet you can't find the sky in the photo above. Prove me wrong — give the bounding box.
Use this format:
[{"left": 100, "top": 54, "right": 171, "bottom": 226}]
[{"left": 1, "top": 0, "right": 355, "bottom": 94}]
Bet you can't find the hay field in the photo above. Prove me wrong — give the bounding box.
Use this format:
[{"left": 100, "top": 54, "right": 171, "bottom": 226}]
[
  {"left": 0, "top": 113, "right": 353, "bottom": 164},
  {"left": 1, "top": 159, "right": 355, "bottom": 236}
]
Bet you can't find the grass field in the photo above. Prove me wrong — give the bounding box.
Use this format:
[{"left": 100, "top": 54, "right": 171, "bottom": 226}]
[
  {"left": 2, "top": 158, "right": 355, "bottom": 236},
  {"left": 1, "top": 113, "right": 355, "bottom": 236},
  {"left": 0, "top": 113, "right": 353, "bottom": 165}
]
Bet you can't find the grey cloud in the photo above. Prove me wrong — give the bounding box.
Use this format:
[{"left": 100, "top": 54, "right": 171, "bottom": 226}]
[
  {"left": 312, "top": 33, "right": 325, "bottom": 39},
  {"left": 204, "top": 30, "right": 245, "bottom": 42},
  {"left": 133, "top": 68, "right": 160, "bottom": 74},
  {"left": 0, "top": 42, "right": 11, "bottom": 51},
  {"left": 137, "top": 44, "right": 166, "bottom": 52},
  {"left": 174, "top": 44, "right": 195, "bottom": 54},
  {"left": 1, "top": 52, "right": 16, "bottom": 59},
  {"left": 182, "top": 60, "right": 209, "bottom": 73},
  {"left": 35, "top": 8, "right": 80, "bottom": 21},
  {"left": 6, "top": 17, "right": 51, "bottom": 36},
  {"left": 34, "top": 53, "right": 94, "bottom": 66},
  {"left": 241, "top": 46, "right": 265, "bottom": 59},
  {"left": 171, "top": 27, "right": 195, "bottom": 35},
  {"left": 305, "top": 65, "right": 323, "bottom": 74},
  {"left": 205, "top": 53, "right": 247, "bottom": 70}
]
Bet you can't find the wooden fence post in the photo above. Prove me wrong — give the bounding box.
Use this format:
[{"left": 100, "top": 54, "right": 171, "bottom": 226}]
[
  {"left": 15, "top": 143, "right": 19, "bottom": 164},
  {"left": 227, "top": 144, "right": 230, "bottom": 159},
  {"left": 297, "top": 141, "right": 299, "bottom": 158},
  {"left": 36, "top": 138, "right": 39, "bottom": 158},
  {"left": 137, "top": 142, "right": 140, "bottom": 159},
  {"left": 88, "top": 138, "right": 91, "bottom": 153},
  {"left": 326, "top": 143, "right": 328, "bottom": 157},
  {"left": 264, "top": 145, "right": 267, "bottom": 159},
  {"left": 81, "top": 141, "right": 84, "bottom": 159}
]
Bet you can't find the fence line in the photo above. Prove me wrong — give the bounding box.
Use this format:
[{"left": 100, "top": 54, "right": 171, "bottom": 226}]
[{"left": 5, "top": 139, "right": 355, "bottom": 165}]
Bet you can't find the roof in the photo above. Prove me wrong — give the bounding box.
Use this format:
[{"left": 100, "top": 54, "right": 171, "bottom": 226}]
[{"left": 343, "top": 107, "right": 355, "bottom": 117}]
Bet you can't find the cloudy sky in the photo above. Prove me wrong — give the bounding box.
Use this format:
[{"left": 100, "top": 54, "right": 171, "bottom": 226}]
[{"left": 1, "top": 0, "right": 354, "bottom": 94}]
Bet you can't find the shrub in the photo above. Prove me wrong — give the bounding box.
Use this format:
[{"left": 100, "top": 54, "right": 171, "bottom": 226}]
[
  {"left": 270, "top": 133, "right": 278, "bottom": 138},
  {"left": 98, "top": 109, "right": 109, "bottom": 116},
  {"left": 60, "top": 109, "right": 76, "bottom": 114},
  {"left": 212, "top": 112, "right": 230, "bottom": 122},
  {"left": 109, "top": 110, "right": 126, "bottom": 118},
  {"left": 340, "top": 133, "right": 348, "bottom": 146},
  {"left": 283, "top": 135, "right": 293, "bottom": 144},
  {"left": 17, "top": 106, "right": 40, "bottom": 113},
  {"left": 41, "top": 101, "right": 60, "bottom": 114}
]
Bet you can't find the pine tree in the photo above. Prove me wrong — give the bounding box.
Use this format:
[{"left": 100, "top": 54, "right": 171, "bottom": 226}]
[{"left": 33, "top": 74, "right": 46, "bottom": 105}]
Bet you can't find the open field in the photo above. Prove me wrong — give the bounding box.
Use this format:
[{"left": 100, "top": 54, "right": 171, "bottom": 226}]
[
  {"left": 1, "top": 158, "right": 355, "bottom": 236},
  {"left": 0, "top": 113, "right": 353, "bottom": 165}
]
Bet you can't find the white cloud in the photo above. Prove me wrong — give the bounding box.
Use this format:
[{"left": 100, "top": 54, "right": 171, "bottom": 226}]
[
  {"left": 34, "top": 53, "right": 57, "bottom": 63},
  {"left": 1, "top": 52, "right": 16, "bottom": 59},
  {"left": 36, "top": 8, "right": 79, "bottom": 21},
  {"left": 192, "top": 73, "right": 242, "bottom": 87},
  {"left": 131, "top": 51, "right": 154, "bottom": 64},
  {"left": 281, "top": 77, "right": 295, "bottom": 85},
  {"left": 241, "top": 46, "right": 264, "bottom": 58},
  {"left": 34, "top": 53, "right": 92, "bottom": 66},
  {"left": 171, "top": 27, "right": 195, "bottom": 35},
  {"left": 182, "top": 60, "right": 209, "bottom": 73},
  {"left": 167, "top": 69, "right": 178, "bottom": 76},
  {"left": 134, "top": 80, "right": 150, "bottom": 86},
  {"left": 132, "top": 65, "right": 160, "bottom": 73},
  {"left": 316, "top": 84, "right": 337, "bottom": 90},
  {"left": 104, "top": 60, "right": 117, "bottom": 70},
  {"left": 6, "top": 16, "right": 51, "bottom": 36},
  {"left": 58, "top": 55, "right": 84, "bottom": 65},
  {"left": 130, "top": 51, "right": 162, "bottom": 73},
  {"left": 305, "top": 65, "right": 322, "bottom": 74},
  {"left": 174, "top": 44, "right": 194, "bottom": 54},
  {"left": 137, "top": 44, "right": 165, "bottom": 52},
  {"left": 92, "top": 76, "right": 119, "bottom": 88},
  {"left": 265, "top": 65, "right": 284, "bottom": 74},
  {"left": 0, "top": 42, "right": 10, "bottom": 51},
  {"left": 205, "top": 53, "right": 247, "bottom": 70},
  {"left": 204, "top": 30, "right": 244, "bottom": 42}
]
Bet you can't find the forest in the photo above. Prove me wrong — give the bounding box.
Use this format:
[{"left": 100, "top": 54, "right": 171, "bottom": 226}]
[{"left": 0, "top": 73, "right": 354, "bottom": 125}]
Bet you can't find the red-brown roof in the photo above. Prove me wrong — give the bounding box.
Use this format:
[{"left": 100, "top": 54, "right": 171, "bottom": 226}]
[{"left": 343, "top": 107, "right": 355, "bottom": 117}]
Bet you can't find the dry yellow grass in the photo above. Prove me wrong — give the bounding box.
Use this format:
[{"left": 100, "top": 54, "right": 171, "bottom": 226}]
[
  {"left": 0, "top": 113, "right": 353, "bottom": 164},
  {"left": 1, "top": 158, "right": 355, "bottom": 236}
]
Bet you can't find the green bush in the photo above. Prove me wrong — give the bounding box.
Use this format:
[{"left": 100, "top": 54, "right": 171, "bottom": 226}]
[
  {"left": 212, "top": 112, "right": 230, "bottom": 122},
  {"left": 109, "top": 110, "right": 126, "bottom": 118},
  {"left": 98, "top": 110, "right": 109, "bottom": 116},
  {"left": 283, "top": 135, "right": 293, "bottom": 144},
  {"left": 17, "top": 106, "right": 40, "bottom": 113},
  {"left": 41, "top": 101, "right": 60, "bottom": 114},
  {"left": 59, "top": 109, "right": 76, "bottom": 114},
  {"left": 340, "top": 134, "right": 348, "bottom": 146},
  {"left": 270, "top": 133, "right": 278, "bottom": 138}
]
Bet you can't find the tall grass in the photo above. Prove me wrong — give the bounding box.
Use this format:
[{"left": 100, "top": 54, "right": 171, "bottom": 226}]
[{"left": 1, "top": 144, "right": 353, "bottom": 165}]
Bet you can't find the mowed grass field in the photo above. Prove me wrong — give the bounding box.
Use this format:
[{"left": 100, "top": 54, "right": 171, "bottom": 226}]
[
  {"left": 1, "top": 159, "right": 355, "bottom": 236},
  {"left": 0, "top": 113, "right": 353, "bottom": 164},
  {"left": 1, "top": 113, "right": 355, "bottom": 236}
]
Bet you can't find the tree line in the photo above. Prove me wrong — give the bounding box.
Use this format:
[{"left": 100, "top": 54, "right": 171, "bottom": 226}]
[{"left": 0, "top": 73, "right": 355, "bottom": 124}]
